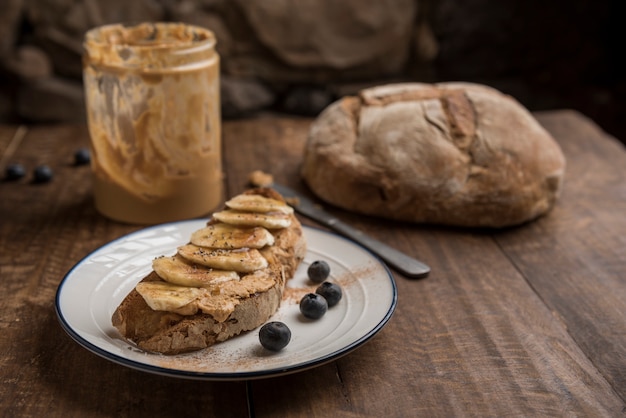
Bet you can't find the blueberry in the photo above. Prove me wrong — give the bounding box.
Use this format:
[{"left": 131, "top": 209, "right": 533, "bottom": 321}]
[
  {"left": 74, "top": 148, "right": 91, "bottom": 165},
  {"left": 316, "top": 282, "right": 342, "bottom": 307},
  {"left": 33, "top": 165, "right": 53, "bottom": 183},
  {"left": 259, "top": 321, "right": 291, "bottom": 351},
  {"left": 307, "top": 260, "right": 330, "bottom": 283},
  {"left": 299, "top": 293, "right": 328, "bottom": 319},
  {"left": 5, "top": 163, "right": 26, "bottom": 181}
]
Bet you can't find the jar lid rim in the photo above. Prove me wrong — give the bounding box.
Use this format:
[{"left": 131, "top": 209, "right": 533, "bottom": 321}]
[{"left": 84, "top": 22, "right": 216, "bottom": 52}]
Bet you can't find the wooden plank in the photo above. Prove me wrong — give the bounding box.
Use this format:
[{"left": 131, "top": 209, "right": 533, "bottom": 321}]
[
  {"left": 222, "top": 116, "right": 311, "bottom": 196},
  {"left": 0, "top": 125, "right": 23, "bottom": 172},
  {"left": 222, "top": 114, "right": 626, "bottom": 416},
  {"left": 0, "top": 124, "right": 249, "bottom": 418},
  {"left": 495, "top": 111, "right": 626, "bottom": 399},
  {"left": 1, "top": 111, "right": 624, "bottom": 417}
]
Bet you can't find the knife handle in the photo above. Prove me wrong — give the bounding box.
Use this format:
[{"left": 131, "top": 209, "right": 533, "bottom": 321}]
[{"left": 327, "top": 219, "right": 430, "bottom": 279}]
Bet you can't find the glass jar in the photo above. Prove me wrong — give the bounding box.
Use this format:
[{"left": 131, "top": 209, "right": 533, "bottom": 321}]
[{"left": 83, "top": 22, "right": 222, "bottom": 224}]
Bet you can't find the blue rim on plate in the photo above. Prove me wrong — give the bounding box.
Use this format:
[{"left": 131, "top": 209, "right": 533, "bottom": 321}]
[{"left": 55, "top": 221, "right": 398, "bottom": 381}]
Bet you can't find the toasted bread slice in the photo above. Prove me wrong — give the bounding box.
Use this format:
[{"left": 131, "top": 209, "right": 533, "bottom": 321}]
[{"left": 111, "top": 188, "right": 305, "bottom": 355}]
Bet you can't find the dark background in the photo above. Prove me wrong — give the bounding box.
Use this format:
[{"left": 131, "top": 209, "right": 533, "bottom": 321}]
[{"left": 1, "top": 0, "right": 624, "bottom": 143}]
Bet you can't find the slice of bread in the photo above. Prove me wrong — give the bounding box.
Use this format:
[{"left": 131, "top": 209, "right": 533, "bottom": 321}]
[{"left": 111, "top": 188, "right": 306, "bottom": 354}]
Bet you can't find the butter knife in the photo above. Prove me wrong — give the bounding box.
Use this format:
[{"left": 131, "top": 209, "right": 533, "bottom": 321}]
[{"left": 271, "top": 183, "right": 430, "bottom": 279}]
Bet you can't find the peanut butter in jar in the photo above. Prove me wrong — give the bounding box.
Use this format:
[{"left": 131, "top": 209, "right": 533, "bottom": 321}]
[{"left": 83, "top": 22, "right": 223, "bottom": 224}]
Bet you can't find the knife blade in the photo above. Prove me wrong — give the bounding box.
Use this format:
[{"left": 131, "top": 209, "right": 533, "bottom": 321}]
[{"left": 271, "top": 183, "right": 430, "bottom": 279}]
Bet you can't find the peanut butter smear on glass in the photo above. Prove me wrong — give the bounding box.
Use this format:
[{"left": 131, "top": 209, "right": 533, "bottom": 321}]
[{"left": 83, "top": 22, "right": 223, "bottom": 224}]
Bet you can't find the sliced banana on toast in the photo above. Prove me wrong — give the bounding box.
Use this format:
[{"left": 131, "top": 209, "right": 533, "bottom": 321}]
[
  {"left": 136, "top": 281, "right": 204, "bottom": 312},
  {"left": 177, "top": 244, "right": 269, "bottom": 272},
  {"left": 153, "top": 254, "right": 239, "bottom": 287},
  {"left": 112, "top": 187, "right": 307, "bottom": 354},
  {"left": 190, "top": 223, "right": 275, "bottom": 249},
  {"left": 225, "top": 194, "right": 294, "bottom": 214},
  {"left": 116, "top": 187, "right": 305, "bottom": 351},
  {"left": 212, "top": 209, "right": 291, "bottom": 229}
]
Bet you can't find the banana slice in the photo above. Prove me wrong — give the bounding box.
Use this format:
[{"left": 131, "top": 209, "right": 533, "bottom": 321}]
[
  {"left": 177, "top": 244, "right": 268, "bottom": 272},
  {"left": 135, "top": 281, "right": 203, "bottom": 312},
  {"left": 212, "top": 209, "right": 291, "bottom": 229},
  {"left": 190, "top": 223, "right": 275, "bottom": 249},
  {"left": 152, "top": 254, "right": 239, "bottom": 287},
  {"left": 225, "top": 194, "right": 294, "bottom": 214}
]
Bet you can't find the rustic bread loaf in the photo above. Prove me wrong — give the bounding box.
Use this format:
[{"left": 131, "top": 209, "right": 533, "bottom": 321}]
[
  {"left": 112, "top": 188, "right": 306, "bottom": 354},
  {"left": 301, "top": 82, "right": 566, "bottom": 227}
]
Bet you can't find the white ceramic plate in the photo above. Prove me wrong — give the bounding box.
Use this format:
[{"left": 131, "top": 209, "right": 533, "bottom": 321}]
[{"left": 55, "top": 220, "right": 397, "bottom": 380}]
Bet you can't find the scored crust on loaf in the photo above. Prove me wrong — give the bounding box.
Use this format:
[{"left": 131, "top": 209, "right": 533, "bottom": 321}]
[
  {"left": 111, "top": 188, "right": 306, "bottom": 355},
  {"left": 301, "top": 82, "right": 566, "bottom": 228}
]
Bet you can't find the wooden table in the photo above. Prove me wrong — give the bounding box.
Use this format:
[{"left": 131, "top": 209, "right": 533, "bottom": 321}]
[{"left": 1, "top": 111, "right": 625, "bottom": 417}]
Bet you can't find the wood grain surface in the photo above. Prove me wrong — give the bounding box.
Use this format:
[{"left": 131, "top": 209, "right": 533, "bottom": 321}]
[{"left": 0, "top": 111, "right": 624, "bottom": 417}]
